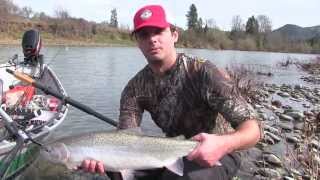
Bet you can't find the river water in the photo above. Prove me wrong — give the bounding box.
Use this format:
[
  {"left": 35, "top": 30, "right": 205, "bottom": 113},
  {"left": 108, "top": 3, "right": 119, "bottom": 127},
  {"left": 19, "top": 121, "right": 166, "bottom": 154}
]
[{"left": 0, "top": 46, "right": 318, "bottom": 178}]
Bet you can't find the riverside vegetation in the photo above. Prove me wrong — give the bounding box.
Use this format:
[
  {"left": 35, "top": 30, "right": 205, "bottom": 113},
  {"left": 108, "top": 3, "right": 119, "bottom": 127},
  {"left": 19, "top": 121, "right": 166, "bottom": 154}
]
[{"left": 1, "top": 0, "right": 320, "bottom": 53}]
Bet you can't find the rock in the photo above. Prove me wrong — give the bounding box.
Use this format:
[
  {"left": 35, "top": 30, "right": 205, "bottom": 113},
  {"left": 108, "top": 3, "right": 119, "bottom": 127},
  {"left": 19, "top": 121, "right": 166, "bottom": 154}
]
[
  {"left": 294, "top": 123, "right": 304, "bottom": 130},
  {"left": 259, "top": 113, "right": 268, "bottom": 121},
  {"left": 264, "top": 125, "right": 281, "bottom": 135},
  {"left": 262, "top": 135, "right": 275, "bottom": 145},
  {"left": 286, "top": 134, "right": 300, "bottom": 144},
  {"left": 264, "top": 131, "right": 281, "bottom": 143},
  {"left": 262, "top": 153, "right": 282, "bottom": 167},
  {"left": 285, "top": 111, "right": 305, "bottom": 121},
  {"left": 254, "top": 104, "right": 264, "bottom": 109},
  {"left": 294, "top": 84, "right": 304, "bottom": 90},
  {"left": 289, "top": 168, "right": 303, "bottom": 176},
  {"left": 279, "top": 122, "right": 293, "bottom": 131},
  {"left": 310, "top": 139, "right": 320, "bottom": 149},
  {"left": 302, "top": 103, "right": 311, "bottom": 108},
  {"left": 257, "top": 168, "right": 281, "bottom": 178},
  {"left": 290, "top": 97, "right": 302, "bottom": 102},
  {"left": 279, "top": 114, "right": 295, "bottom": 121},
  {"left": 282, "top": 105, "right": 292, "bottom": 110},
  {"left": 254, "top": 160, "right": 270, "bottom": 168},
  {"left": 283, "top": 176, "right": 295, "bottom": 180},
  {"left": 271, "top": 100, "right": 282, "bottom": 108},
  {"left": 313, "top": 154, "right": 320, "bottom": 166},
  {"left": 277, "top": 92, "right": 290, "bottom": 97}
]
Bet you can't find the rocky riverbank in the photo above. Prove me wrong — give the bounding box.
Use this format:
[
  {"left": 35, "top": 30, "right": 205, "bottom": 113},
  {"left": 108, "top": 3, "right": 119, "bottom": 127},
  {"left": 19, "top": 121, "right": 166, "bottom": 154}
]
[{"left": 237, "top": 57, "right": 320, "bottom": 179}]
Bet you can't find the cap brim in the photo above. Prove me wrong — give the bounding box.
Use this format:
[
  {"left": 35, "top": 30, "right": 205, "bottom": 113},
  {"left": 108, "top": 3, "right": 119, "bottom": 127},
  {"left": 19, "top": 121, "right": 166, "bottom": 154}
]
[{"left": 133, "top": 22, "right": 170, "bottom": 33}]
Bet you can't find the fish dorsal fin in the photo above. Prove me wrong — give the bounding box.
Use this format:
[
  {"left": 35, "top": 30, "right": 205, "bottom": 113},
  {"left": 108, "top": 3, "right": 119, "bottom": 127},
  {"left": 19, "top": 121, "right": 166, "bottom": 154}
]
[
  {"left": 118, "top": 127, "right": 143, "bottom": 135},
  {"left": 165, "top": 158, "right": 184, "bottom": 176}
]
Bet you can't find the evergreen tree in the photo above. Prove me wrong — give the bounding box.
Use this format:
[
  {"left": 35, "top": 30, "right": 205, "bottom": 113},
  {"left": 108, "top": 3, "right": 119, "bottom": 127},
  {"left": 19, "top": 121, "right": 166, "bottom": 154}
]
[
  {"left": 186, "top": 4, "right": 198, "bottom": 30},
  {"left": 245, "top": 16, "right": 259, "bottom": 35},
  {"left": 110, "top": 8, "right": 118, "bottom": 28}
]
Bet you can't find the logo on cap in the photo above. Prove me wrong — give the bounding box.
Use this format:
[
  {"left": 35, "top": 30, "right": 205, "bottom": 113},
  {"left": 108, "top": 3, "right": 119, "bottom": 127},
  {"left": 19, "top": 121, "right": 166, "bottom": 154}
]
[{"left": 140, "top": 9, "right": 152, "bottom": 20}]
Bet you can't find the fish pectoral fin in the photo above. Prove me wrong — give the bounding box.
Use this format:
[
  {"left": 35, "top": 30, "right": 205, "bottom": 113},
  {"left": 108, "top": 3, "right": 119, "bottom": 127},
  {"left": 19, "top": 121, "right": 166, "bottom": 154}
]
[
  {"left": 165, "top": 158, "right": 184, "bottom": 176},
  {"left": 119, "top": 169, "right": 135, "bottom": 180}
]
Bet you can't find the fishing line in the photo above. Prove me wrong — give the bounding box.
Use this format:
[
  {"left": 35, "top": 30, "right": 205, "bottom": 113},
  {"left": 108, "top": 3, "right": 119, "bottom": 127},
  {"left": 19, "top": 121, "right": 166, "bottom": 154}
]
[{"left": 46, "top": 46, "right": 64, "bottom": 66}]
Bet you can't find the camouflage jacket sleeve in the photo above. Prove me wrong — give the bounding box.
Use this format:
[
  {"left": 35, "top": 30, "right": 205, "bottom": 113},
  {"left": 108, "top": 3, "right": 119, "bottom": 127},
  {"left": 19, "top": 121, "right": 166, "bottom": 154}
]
[
  {"left": 118, "top": 79, "right": 143, "bottom": 129},
  {"left": 199, "top": 61, "right": 258, "bottom": 129}
]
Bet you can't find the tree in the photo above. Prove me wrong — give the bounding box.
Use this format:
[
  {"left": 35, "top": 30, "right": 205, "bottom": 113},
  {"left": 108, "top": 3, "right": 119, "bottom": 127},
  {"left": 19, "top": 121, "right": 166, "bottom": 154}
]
[
  {"left": 54, "top": 7, "right": 70, "bottom": 19},
  {"left": 110, "top": 8, "right": 118, "bottom": 28},
  {"left": 206, "top": 18, "right": 218, "bottom": 29},
  {"left": 245, "top": 16, "right": 259, "bottom": 35},
  {"left": 186, "top": 4, "right": 198, "bottom": 30},
  {"left": 0, "top": 0, "right": 19, "bottom": 18},
  {"left": 257, "top": 15, "right": 272, "bottom": 33},
  {"left": 21, "top": 6, "right": 33, "bottom": 19},
  {"left": 230, "top": 15, "right": 245, "bottom": 40},
  {"left": 196, "top": 17, "right": 203, "bottom": 32},
  {"left": 231, "top": 15, "right": 244, "bottom": 32}
]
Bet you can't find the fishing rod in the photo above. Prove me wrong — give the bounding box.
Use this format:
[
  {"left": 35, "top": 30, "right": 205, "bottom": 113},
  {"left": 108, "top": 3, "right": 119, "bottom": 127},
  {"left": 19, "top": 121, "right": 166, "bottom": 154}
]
[
  {"left": 6, "top": 69, "right": 119, "bottom": 127},
  {"left": 0, "top": 106, "right": 43, "bottom": 179}
]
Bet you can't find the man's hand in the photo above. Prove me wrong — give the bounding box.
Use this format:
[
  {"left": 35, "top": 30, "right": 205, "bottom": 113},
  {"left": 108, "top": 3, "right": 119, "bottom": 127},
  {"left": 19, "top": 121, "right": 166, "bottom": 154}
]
[
  {"left": 186, "top": 119, "right": 261, "bottom": 167},
  {"left": 187, "top": 133, "right": 231, "bottom": 167},
  {"left": 79, "top": 159, "right": 105, "bottom": 174}
]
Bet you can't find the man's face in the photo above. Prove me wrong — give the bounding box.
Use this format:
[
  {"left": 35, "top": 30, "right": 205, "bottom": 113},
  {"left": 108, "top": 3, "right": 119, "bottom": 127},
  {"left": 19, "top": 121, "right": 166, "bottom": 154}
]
[{"left": 135, "top": 26, "right": 178, "bottom": 64}]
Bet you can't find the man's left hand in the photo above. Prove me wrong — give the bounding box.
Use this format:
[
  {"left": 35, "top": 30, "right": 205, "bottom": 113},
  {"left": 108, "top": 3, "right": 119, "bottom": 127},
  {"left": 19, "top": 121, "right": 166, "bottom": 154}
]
[{"left": 186, "top": 133, "right": 231, "bottom": 167}]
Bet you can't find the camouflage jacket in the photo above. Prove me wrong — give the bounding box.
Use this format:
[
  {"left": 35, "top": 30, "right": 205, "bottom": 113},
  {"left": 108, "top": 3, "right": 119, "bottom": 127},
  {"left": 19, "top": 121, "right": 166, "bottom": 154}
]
[{"left": 118, "top": 53, "right": 257, "bottom": 138}]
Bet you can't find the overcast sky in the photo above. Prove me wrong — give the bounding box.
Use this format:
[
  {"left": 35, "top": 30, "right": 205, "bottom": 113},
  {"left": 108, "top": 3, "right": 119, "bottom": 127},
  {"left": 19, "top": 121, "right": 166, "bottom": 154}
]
[{"left": 12, "top": 0, "right": 319, "bottom": 31}]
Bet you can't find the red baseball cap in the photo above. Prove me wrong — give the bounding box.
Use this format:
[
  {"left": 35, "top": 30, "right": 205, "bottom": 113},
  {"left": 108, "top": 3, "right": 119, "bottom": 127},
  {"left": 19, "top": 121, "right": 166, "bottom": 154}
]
[{"left": 133, "top": 5, "right": 170, "bottom": 33}]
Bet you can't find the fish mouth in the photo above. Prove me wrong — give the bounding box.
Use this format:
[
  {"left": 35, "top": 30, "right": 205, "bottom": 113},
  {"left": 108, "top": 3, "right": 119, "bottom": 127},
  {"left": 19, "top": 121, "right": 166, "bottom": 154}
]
[{"left": 40, "top": 143, "right": 70, "bottom": 164}]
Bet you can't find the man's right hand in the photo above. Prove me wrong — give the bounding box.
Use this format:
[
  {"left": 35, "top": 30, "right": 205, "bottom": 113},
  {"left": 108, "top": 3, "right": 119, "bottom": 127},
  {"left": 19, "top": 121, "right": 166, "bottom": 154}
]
[{"left": 80, "top": 159, "right": 105, "bottom": 174}]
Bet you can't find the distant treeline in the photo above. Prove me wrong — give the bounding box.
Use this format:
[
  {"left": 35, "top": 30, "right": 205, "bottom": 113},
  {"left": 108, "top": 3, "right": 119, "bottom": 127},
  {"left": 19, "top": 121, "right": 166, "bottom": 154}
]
[{"left": 0, "top": 0, "right": 319, "bottom": 53}]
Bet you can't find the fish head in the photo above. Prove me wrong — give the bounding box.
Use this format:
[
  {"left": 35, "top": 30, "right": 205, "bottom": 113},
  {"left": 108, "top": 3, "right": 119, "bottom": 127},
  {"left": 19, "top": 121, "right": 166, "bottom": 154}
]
[{"left": 40, "top": 142, "right": 70, "bottom": 165}]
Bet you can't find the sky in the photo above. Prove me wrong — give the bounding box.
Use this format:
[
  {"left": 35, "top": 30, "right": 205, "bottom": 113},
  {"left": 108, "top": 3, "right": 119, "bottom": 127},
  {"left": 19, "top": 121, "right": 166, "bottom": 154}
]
[{"left": 12, "top": 0, "right": 320, "bottom": 31}]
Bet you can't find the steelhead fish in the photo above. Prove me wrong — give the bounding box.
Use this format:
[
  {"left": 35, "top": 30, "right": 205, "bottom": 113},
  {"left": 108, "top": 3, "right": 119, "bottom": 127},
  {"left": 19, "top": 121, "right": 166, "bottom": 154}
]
[{"left": 41, "top": 129, "right": 202, "bottom": 179}]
